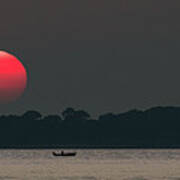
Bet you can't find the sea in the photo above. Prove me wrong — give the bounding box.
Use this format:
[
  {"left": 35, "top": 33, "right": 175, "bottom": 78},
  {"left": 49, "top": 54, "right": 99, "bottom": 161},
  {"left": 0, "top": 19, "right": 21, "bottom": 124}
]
[{"left": 0, "top": 149, "right": 179, "bottom": 180}]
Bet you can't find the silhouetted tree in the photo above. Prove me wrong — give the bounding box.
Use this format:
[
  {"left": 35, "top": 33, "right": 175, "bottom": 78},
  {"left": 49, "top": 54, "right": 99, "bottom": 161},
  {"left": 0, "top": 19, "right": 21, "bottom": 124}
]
[
  {"left": 62, "top": 108, "right": 90, "bottom": 122},
  {"left": 99, "top": 113, "right": 117, "bottom": 122},
  {"left": 0, "top": 106, "right": 180, "bottom": 148},
  {"left": 43, "top": 115, "right": 62, "bottom": 122},
  {"left": 62, "top": 107, "right": 75, "bottom": 120},
  {"left": 74, "top": 110, "right": 90, "bottom": 121},
  {"left": 22, "top": 111, "right": 42, "bottom": 120}
]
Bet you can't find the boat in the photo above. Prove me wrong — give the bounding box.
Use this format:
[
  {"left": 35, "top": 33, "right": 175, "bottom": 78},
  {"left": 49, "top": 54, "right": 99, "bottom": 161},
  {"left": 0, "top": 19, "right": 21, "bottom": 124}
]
[{"left": 52, "top": 151, "right": 77, "bottom": 157}]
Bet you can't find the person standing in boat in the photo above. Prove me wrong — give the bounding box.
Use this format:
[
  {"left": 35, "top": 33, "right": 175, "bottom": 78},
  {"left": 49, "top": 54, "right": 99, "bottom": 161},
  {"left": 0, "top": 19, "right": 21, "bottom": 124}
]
[{"left": 61, "top": 150, "right": 64, "bottom": 155}]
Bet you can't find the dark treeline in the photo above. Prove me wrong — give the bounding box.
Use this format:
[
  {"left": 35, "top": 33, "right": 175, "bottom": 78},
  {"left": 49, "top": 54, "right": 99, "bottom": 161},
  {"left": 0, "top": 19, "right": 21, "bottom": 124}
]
[{"left": 1, "top": 106, "right": 180, "bottom": 148}]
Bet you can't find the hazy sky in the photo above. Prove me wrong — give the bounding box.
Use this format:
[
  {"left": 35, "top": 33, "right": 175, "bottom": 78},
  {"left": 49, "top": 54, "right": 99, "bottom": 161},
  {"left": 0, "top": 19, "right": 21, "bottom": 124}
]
[{"left": 0, "top": 0, "right": 180, "bottom": 116}]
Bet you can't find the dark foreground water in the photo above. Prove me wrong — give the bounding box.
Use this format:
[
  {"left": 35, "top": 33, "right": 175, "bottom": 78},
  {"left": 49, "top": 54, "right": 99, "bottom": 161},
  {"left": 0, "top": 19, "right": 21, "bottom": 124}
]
[{"left": 0, "top": 149, "right": 179, "bottom": 180}]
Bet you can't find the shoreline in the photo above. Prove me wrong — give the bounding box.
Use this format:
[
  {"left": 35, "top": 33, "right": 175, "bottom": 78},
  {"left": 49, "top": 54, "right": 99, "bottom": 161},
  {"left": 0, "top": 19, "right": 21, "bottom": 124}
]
[{"left": 0, "top": 145, "right": 180, "bottom": 149}]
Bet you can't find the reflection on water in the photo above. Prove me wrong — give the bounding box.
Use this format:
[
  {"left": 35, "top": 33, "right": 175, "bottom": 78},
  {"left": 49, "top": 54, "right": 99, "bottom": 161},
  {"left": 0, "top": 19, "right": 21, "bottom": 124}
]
[{"left": 0, "top": 149, "right": 179, "bottom": 179}]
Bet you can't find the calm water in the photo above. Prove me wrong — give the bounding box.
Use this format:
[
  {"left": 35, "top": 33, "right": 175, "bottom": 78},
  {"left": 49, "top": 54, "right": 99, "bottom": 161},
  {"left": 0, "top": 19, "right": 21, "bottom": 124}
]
[{"left": 0, "top": 149, "right": 180, "bottom": 180}]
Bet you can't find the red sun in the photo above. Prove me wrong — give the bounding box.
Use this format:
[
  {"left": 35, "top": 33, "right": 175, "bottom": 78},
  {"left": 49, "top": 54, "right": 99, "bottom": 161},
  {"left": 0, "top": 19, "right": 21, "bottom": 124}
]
[{"left": 0, "top": 51, "right": 27, "bottom": 103}]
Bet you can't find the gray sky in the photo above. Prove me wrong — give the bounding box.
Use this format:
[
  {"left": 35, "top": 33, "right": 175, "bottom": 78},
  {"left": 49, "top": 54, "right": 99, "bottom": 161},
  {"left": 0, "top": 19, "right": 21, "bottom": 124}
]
[{"left": 0, "top": 0, "right": 180, "bottom": 117}]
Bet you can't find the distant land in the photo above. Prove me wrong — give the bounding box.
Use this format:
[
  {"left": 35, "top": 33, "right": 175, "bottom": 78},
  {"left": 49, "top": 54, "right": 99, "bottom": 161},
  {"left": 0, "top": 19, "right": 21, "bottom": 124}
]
[{"left": 1, "top": 106, "right": 180, "bottom": 149}]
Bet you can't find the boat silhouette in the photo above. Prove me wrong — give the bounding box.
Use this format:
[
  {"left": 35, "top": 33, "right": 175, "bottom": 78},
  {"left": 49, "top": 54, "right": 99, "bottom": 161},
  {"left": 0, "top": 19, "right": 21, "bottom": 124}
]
[{"left": 52, "top": 151, "right": 77, "bottom": 157}]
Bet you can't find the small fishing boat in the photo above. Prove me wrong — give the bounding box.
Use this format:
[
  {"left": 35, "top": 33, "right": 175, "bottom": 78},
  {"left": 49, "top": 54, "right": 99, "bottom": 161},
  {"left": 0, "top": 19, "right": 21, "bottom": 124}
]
[{"left": 52, "top": 151, "right": 77, "bottom": 157}]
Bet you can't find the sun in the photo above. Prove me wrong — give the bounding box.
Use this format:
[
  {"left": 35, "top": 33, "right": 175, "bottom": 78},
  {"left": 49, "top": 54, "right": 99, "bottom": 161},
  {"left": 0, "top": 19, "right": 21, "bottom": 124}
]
[{"left": 0, "top": 51, "right": 27, "bottom": 103}]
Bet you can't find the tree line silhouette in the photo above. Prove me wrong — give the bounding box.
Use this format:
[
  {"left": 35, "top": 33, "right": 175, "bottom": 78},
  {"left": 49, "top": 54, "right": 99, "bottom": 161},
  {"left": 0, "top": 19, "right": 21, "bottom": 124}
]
[{"left": 0, "top": 106, "right": 180, "bottom": 148}]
